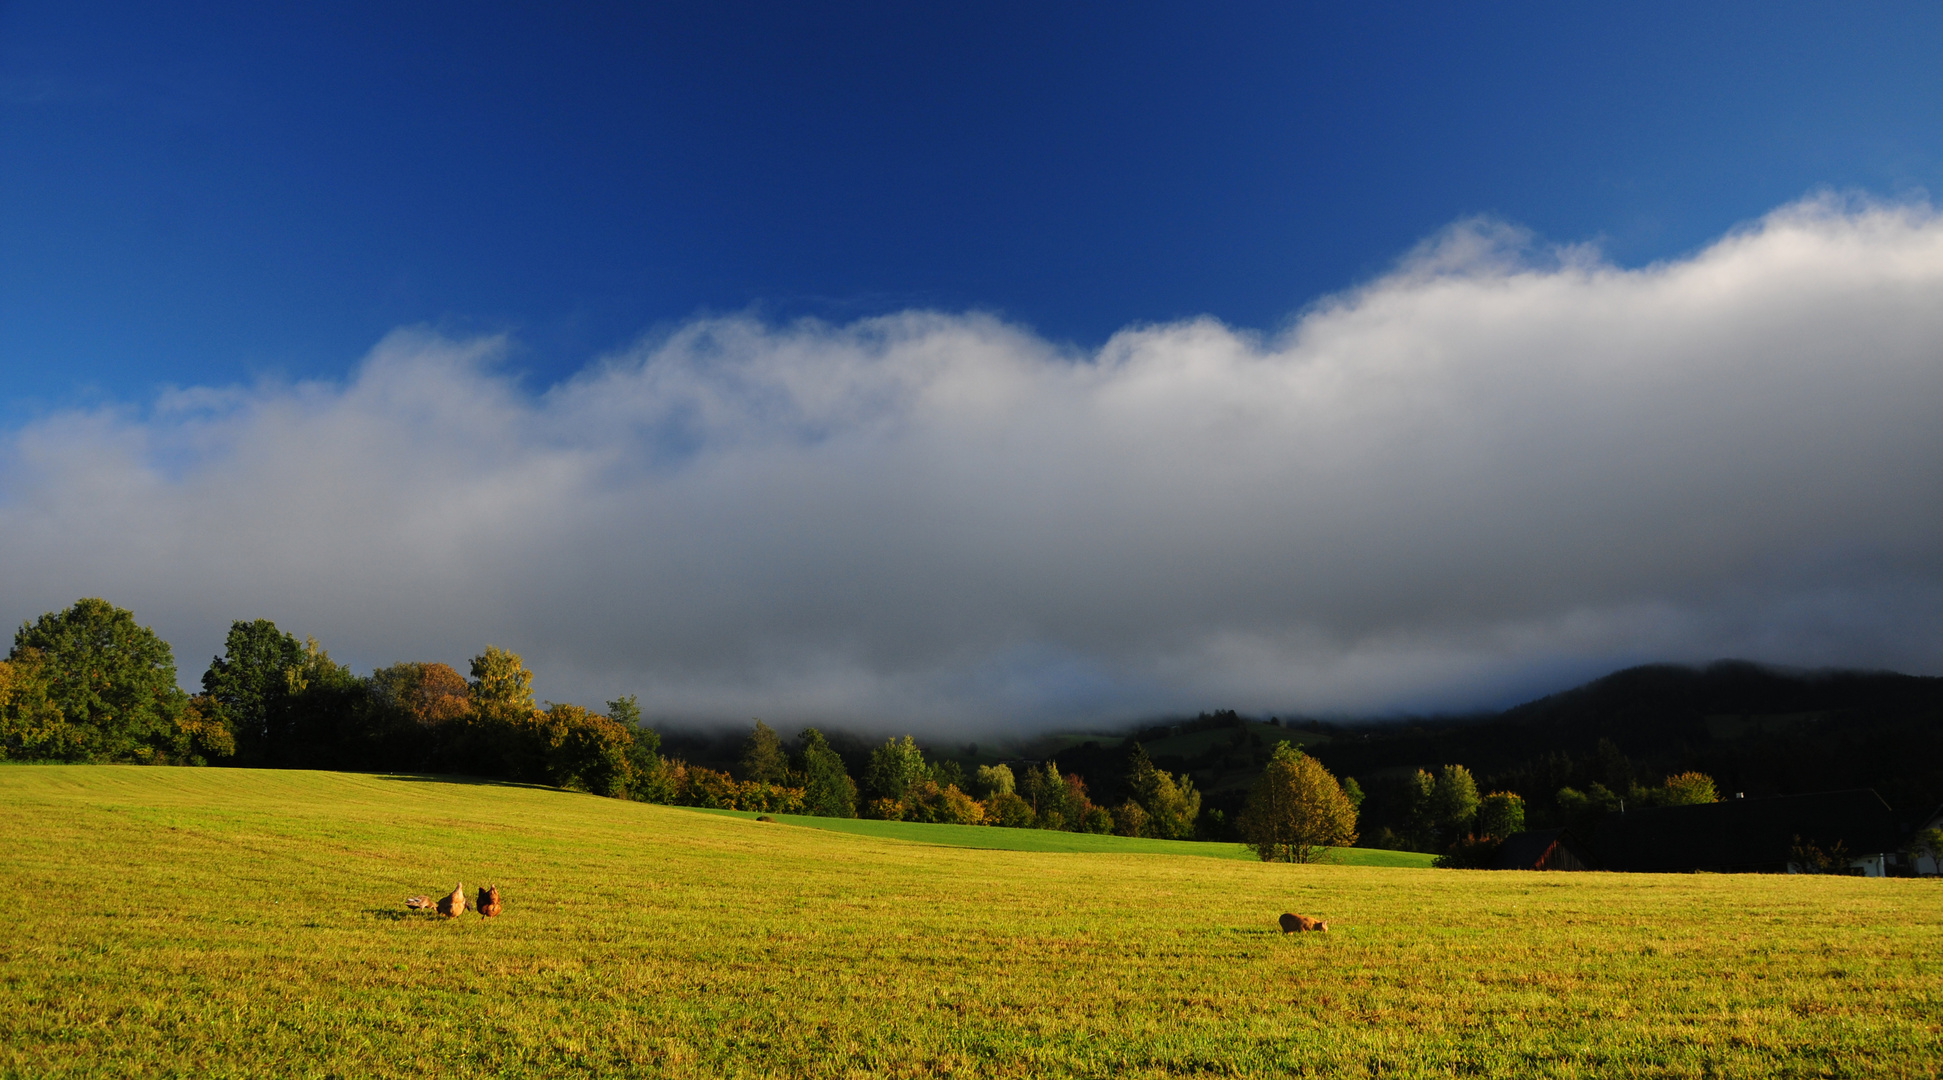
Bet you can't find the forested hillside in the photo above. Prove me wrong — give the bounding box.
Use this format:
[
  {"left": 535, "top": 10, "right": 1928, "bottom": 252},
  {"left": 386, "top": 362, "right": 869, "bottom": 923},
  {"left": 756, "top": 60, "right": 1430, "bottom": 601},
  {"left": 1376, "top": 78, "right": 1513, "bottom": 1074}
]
[
  {"left": 6, "top": 595, "right": 1938, "bottom": 859},
  {"left": 1310, "top": 662, "right": 1943, "bottom": 841}
]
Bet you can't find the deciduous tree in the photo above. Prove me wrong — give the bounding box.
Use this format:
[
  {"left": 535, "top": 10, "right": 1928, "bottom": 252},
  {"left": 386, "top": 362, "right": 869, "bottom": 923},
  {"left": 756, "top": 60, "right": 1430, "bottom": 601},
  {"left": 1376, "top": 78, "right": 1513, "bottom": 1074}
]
[
  {"left": 974, "top": 763, "right": 1015, "bottom": 797},
  {"left": 360, "top": 661, "right": 470, "bottom": 767},
  {"left": 1239, "top": 742, "right": 1359, "bottom": 863},
  {"left": 168, "top": 694, "right": 237, "bottom": 764},
  {"left": 903, "top": 779, "right": 983, "bottom": 824},
  {"left": 1021, "top": 760, "right": 1069, "bottom": 829},
  {"left": 1079, "top": 803, "right": 1113, "bottom": 834},
  {"left": 466, "top": 646, "right": 542, "bottom": 778},
  {"left": 369, "top": 662, "right": 472, "bottom": 728},
  {"left": 1124, "top": 744, "right": 1202, "bottom": 839},
  {"left": 468, "top": 646, "right": 536, "bottom": 718},
  {"left": 795, "top": 728, "right": 858, "bottom": 817},
  {"left": 864, "top": 735, "right": 926, "bottom": 804},
  {"left": 13, "top": 598, "right": 187, "bottom": 763},
  {"left": 605, "top": 695, "right": 668, "bottom": 800},
  {"left": 1556, "top": 783, "right": 1620, "bottom": 832},
  {"left": 0, "top": 649, "right": 69, "bottom": 760},
  {"left": 1476, "top": 791, "right": 1526, "bottom": 839},
  {"left": 740, "top": 719, "right": 788, "bottom": 784},
  {"left": 201, "top": 619, "right": 304, "bottom": 762},
  {"left": 276, "top": 636, "right": 364, "bottom": 767},
  {"left": 1660, "top": 771, "right": 1719, "bottom": 806},
  {"left": 927, "top": 758, "right": 966, "bottom": 791},
  {"left": 537, "top": 703, "right": 635, "bottom": 797},
  {"left": 984, "top": 790, "right": 1035, "bottom": 828},
  {"left": 1429, "top": 765, "right": 1481, "bottom": 840},
  {"left": 1403, "top": 769, "right": 1439, "bottom": 849}
]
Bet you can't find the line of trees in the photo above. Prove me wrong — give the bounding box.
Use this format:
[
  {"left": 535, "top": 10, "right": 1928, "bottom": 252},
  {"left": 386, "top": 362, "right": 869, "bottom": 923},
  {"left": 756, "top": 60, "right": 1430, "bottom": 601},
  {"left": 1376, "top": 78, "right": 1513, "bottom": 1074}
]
[
  {"left": 0, "top": 600, "right": 661, "bottom": 793},
  {"left": 1350, "top": 756, "right": 1724, "bottom": 864},
  {"left": 12, "top": 601, "right": 1930, "bottom": 868},
  {"left": 1336, "top": 759, "right": 1722, "bottom": 868},
  {"left": 9, "top": 599, "right": 1356, "bottom": 848},
  {"left": 734, "top": 728, "right": 1213, "bottom": 839},
  {"left": 30, "top": 598, "right": 1769, "bottom": 868}
]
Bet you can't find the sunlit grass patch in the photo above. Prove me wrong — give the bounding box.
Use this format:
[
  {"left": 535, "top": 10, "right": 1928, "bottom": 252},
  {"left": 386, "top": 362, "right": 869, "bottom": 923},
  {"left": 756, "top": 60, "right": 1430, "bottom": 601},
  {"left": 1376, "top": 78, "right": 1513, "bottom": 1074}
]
[
  {"left": 678, "top": 805, "right": 1434, "bottom": 866},
  {"left": 1, "top": 765, "right": 1938, "bottom": 1078}
]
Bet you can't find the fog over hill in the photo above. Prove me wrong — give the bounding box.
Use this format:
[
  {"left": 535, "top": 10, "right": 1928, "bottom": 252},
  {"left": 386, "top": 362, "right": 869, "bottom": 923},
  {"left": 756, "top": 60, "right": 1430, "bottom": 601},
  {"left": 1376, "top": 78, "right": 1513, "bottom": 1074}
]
[
  {"left": 602, "top": 660, "right": 1943, "bottom": 839},
  {"left": 4, "top": 197, "right": 1943, "bottom": 728},
  {"left": 1015, "top": 660, "right": 1943, "bottom": 842},
  {"left": 1309, "top": 661, "right": 1943, "bottom": 812}
]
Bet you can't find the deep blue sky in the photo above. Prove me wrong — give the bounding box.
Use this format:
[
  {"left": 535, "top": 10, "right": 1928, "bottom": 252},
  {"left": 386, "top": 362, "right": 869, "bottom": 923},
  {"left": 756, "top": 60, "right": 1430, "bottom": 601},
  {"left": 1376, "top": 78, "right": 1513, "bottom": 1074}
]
[{"left": 4, "top": 2, "right": 1941, "bottom": 406}]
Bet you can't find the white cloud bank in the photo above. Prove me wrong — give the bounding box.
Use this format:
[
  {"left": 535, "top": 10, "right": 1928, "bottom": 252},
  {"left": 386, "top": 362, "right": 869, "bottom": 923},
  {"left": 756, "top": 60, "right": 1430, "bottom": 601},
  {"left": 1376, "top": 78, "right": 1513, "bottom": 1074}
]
[{"left": 6, "top": 195, "right": 1943, "bottom": 729}]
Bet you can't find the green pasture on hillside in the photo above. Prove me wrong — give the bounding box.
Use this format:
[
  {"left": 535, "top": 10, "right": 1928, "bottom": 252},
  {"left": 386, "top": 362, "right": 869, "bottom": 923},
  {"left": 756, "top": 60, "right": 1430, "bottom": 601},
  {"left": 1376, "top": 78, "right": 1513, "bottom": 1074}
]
[
  {"left": 678, "top": 806, "right": 1434, "bottom": 866},
  {"left": 2, "top": 766, "right": 1940, "bottom": 1078}
]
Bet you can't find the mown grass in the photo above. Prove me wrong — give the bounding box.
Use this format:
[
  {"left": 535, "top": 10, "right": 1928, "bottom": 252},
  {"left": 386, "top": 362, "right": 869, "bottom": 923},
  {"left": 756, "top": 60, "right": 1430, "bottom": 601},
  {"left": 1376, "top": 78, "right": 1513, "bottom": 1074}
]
[
  {"left": 679, "top": 806, "right": 1435, "bottom": 866},
  {"left": 2, "top": 765, "right": 1939, "bottom": 1078}
]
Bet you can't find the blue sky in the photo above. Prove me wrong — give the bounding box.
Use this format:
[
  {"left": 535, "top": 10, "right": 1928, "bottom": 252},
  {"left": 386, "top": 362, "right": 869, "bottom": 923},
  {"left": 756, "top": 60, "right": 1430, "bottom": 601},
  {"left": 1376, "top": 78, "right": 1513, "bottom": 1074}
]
[
  {"left": 4, "top": 3, "right": 1943, "bottom": 725},
  {"left": 7, "top": 2, "right": 1940, "bottom": 406}
]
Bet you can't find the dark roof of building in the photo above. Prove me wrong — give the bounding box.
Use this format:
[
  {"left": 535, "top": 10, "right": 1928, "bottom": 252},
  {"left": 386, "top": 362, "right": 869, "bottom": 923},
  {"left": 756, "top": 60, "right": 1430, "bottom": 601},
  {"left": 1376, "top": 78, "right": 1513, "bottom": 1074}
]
[
  {"left": 1587, "top": 788, "right": 1902, "bottom": 873},
  {"left": 1494, "top": 828, "right": 1562, "bottom": 870},
  {"left": 1491, "top": 827, "right": 1597, "bottom": 871}
]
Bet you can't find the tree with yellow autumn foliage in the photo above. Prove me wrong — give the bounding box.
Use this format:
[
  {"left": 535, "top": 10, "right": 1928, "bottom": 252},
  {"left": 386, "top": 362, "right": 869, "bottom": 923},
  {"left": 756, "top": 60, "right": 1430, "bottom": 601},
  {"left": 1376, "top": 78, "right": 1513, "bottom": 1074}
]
[{"left": 1239, "top": 742, "right": 1358, "bottom": 863}]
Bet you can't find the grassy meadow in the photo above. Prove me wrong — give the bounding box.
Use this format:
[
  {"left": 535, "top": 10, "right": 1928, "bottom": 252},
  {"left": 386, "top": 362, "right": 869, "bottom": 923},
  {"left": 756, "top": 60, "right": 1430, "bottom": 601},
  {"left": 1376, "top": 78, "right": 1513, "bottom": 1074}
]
[
  {"left": 2, "top": 766, "right": 1940, "bottom": 1078},
  {"left": 678, "top": 806, "right": 1435, "bottom": 867}
]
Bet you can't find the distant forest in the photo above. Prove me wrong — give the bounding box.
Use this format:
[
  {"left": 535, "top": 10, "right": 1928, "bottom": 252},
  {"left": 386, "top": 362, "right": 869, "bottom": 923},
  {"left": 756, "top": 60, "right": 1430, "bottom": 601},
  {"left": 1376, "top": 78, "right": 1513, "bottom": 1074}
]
[{"left": 5, "top": 598, "right": 1941, "bottom": 856}]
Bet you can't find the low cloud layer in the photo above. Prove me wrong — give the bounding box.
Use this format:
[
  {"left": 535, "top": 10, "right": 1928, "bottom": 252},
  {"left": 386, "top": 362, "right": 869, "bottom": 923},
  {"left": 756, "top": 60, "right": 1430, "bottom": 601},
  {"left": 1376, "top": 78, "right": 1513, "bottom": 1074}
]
[{"left": 6, "top": 195, "right": 1943, "bottom": 730}]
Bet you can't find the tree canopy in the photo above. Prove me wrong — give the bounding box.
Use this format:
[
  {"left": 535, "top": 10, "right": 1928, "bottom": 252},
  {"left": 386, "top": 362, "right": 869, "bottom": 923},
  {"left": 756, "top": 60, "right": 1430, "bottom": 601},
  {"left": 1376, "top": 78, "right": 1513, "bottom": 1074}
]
[
  {"left": 201, "top": 619, "right": 305, "bottom": 762},
  {"left": 1121, "top": 743, "right": 1202, "bottom": 839},
  {"left": 1429, "top": 765, "right": 1481, "bottom": 840},
  {"left": 1476, "top": 791, "right": 1527, "bottom": 839},
  {"left": 1403, "top": 764, "right": 1481, "bottom": 849},
  {"left": 11, "top": 598, "right": 189, "bottom": 763},
  {"left": 1240, "top": 742, "right": 1359, "bottom": 863},
  {"left": 0, "top": 648, "right": 65, "bottom": 760},
  {"left": 974, "top": 763, "right": 1015, "bottom": 797},
  {"left": 1662, "top": 771, "right": 1719, "bottom": 806},
  {"left": 468, "top": 645, "right": 535, "bottom": 719},
  {"left": 740, "top": 719, "right": 788, "bottom": 784},
  {"left": 796, "top": 728, "right": 858, "bottom": 818},
  {"left": 864, "top": 735, "right": 927, "bottom": 804}
]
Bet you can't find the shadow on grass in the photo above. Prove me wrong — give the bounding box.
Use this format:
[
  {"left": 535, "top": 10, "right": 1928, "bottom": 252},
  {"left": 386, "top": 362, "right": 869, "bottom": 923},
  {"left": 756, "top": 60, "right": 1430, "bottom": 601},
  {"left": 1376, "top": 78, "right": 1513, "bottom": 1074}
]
[
  {"left": 367, "top": 772, "right": 563, "bottom": 793},
  {"left": 365, "top": 906, "right": 466, "bottom": 923}
]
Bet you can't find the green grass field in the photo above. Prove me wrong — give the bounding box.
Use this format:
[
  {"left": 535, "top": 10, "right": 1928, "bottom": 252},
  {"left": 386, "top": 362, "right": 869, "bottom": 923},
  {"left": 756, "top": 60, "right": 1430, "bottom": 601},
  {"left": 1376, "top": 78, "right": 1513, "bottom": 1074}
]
[
  {"left": 2, "top": 766, "right": 1939, "bottom": 1078},
  {"left": 678, "top": 806, "right": 1435, "bottom": 867}
]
